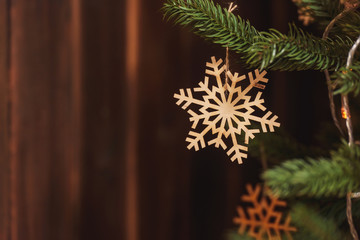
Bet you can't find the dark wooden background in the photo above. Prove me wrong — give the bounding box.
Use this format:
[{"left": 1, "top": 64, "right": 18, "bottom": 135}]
[{"left": 0, "top": 0, "right": 331, "bottom": 240}]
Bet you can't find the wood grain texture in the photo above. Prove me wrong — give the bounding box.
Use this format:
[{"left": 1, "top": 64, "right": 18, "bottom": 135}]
[
  {"left": 79, "top": 1, "right": 126, "bottom": 239},
  {"left": 125, "top": 0, "right": 139, "bottom": 239},
  {"left": 0, "top": 0, "right": 9, "bottom": 239},
  {"left": 0, "top": 1, "right": 311, "bottom": 240},
  {"left": 9, "top": 1, "right": 82, "bottom": 239}
]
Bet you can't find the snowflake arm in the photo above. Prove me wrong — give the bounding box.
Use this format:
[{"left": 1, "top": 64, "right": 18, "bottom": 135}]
[
  {"left": 232, "top": 69, "right": 269, "bottom": 103},
  {"left": 174, "top": 88, "right": 218, "bottom": 111},
  {"left": 186, "top": 129, "right": 207, "bottom": 151},
  {"left": 241, "top": 110, "right": 280, "bottom": 132},
  {"left": 227, "top": 121, "right": 249, "bottom": 164}
]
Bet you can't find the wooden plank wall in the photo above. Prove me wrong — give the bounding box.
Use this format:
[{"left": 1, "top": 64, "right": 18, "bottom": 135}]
[
  {"left": 8, "top": 0, "right": 82, "bottom": 240},
  {"left": 79, "top": 0, "right": 126, "bottom": 239},
  {"left": 0, "top": 0, "right": 9, "bottom": 239},
  {"left": 0, "top": 0, "right": 311, "bottom": 240}
]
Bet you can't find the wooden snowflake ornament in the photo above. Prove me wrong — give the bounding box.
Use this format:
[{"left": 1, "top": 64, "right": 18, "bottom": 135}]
[
  {"left": 174, "top": 56, "right": 280, "bottom": 164},
  {"left": 233, "top": 184, "right": 296, "bottom": 240}
]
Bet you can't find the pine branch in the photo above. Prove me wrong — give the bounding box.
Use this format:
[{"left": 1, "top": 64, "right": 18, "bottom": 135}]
[
  {"left": 225, "top": 230, "right": 255, "bottom": 240},
  {"left": 331, "top": 65, "right": 360, "bottom": 95},
  {"left": 247, "top": 128, "right": 327, "bottom": 166},
  {"left": 162, "top": 0, "right": 354, "bottom": 71},
  {"left": 336, "top": 11, "right": 360, "bottom": 39},
  {"left": 320, "top": 198, "right": 360, "bottom": 225},
  {"left": 292, "top": 0, "right": 341, "bottom": 27},
  {"left": 293, "top": 0, "right": 360, "bottom": 38},
  {"left": 264, "top": 158, "right": 359, "bottom": 198},
  {"left": 263, "top": 142, "right": 360, "bottom": 198},
  {"left": 291, "top": 203, "right": 345, "bottom": 240}
]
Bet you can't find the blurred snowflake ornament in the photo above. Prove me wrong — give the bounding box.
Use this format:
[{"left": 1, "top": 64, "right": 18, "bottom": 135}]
[
  {"left": 233, "top": 184, "right": 296, "bottom": 240},
  {"left": 174, "top": 56, "right": 280, "bottom": 164}
]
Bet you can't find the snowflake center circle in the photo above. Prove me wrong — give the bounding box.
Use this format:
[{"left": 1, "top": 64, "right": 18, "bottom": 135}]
[{"left": 219, "top": 102, "right": 235, "bottom": 117}]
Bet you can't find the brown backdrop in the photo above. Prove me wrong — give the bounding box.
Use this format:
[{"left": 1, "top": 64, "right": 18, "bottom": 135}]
[{"left": 0, "top": 0, "right": 331, "bottom": 240}]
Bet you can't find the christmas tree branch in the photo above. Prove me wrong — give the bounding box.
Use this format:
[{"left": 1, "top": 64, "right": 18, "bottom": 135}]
[
  {"left": 294, "top": 0, "right": 360, "bottom": 38},
  {"left": 332, "top": 65, "right": 360, "bottom": 95},
  {"left": 322, "top": 1, "right": 360, "bottom": 39},
  {"left": 320, "top": 197, "right": 360, "bottom": 225},
  {"left": 264, "top": 158, "right": 359, "bottom": 198},
  {"left": 263, "top": 142, "right": 360, "bottom": 198},
  {"left": 321, "top": 3, "right": 360, "bottom": 137},
  {"left": 293, "top": 0, "right": 342, "bottom": 27},
  {"left": 162, "top": 0, "right": 355, "bottom": 71},
  {"left": 291, "top": 203, "right": 344, "bottom": 240}
]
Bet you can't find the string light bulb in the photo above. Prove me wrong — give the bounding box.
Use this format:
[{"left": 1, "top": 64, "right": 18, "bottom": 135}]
[{"left": 342, "top": 106, "right": 351, "bottom": 119}]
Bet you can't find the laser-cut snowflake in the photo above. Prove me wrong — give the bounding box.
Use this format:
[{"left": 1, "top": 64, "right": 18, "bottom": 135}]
[
  {"left": 233, "top": 184, "right": 297, "bottom": 240},
  {"left": 174, "top": 56, "right": 280, "bottom": 164}
]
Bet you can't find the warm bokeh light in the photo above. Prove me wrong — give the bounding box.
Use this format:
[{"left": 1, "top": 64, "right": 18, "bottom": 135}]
[{"left": 342, "top": 106, "right": 351, "bottom": 119}]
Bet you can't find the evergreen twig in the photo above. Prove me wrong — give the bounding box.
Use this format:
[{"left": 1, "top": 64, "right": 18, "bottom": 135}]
[
  {"left": 291, "top": 203, "right": 345, "bottom": 240},
  {"left": 263, "top": 142, "right": 360, "bottom": 198},
  {"left": 293, "top": 0, "right": 360, "bottom": 38},
  {"left": 292, "top": 0, "right": 341, "bottom": 28},
  {"left": 332, "top": 65, "right": 360, "bottom": 95},
  {"left": 162, "top": 0, "right": 355, "bottom": 71}
]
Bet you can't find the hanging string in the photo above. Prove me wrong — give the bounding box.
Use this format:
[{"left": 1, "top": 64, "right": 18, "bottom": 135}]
[{"left": 224, "top": 2, "right": 237, "bottom": 92}]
